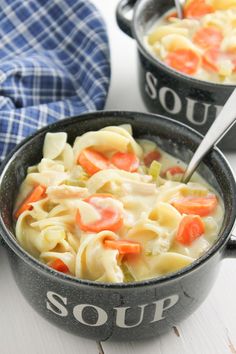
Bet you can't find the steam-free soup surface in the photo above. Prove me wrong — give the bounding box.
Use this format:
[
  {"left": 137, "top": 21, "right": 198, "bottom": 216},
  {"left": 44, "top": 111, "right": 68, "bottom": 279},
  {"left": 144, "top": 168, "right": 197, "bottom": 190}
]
[{"left": 14, "top": 124, "right": 224, "bottom": 283}]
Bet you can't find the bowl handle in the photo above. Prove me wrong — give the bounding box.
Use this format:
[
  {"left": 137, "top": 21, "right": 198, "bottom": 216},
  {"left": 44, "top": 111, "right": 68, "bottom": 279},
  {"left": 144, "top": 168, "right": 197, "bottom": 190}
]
[
  {"left": 116, "top": 0, "right": 137, "bottom": 38},
  {"left": 224, "top": 233, "right": 236, "bottom": 258}
]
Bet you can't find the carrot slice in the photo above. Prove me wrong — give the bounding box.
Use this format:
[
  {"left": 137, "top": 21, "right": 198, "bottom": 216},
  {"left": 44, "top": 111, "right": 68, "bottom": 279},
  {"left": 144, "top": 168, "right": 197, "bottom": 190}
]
[
  {"left": 49, "top": 258, "right": 69, "bottom": 273},
  {"left": 76, "top": 194, "right": 123, "bottom": 232},
  {"left": 184, "top": 0, "right": 214, "bottom": 19},
  {"left": 175, "top": 215, "right": 205, "bottom": 245},
  {"left": 78, "top": 148, "right": 110, "bottom": 176},
  {"left": 202, "top": 48, "right": 219, "bottom": 72},
  {"left": 144, "top": 150, "right": 161, "bottom": 167},
  {"left": 172, "top": 195, "right": 218, "bottom": 216},
  {"left": 204, "top": 49, "right": 236, "bottom": 72},
  {"left": 111, "top": 152, "right": 139, "bottom": 172},
  {"left": 14, "top": 185, "right": 46, "bottom": 219},
  {"left": 104, "top": 239, "right": 141, "bottom": 255},
  {"left": 193, "top": 27, "right": 223, "bottom": 49},
  {"left": 163, "top": 166, "right": 185, "bottom": 177},
  {"left": 166, "top": 49, "right": 200, "bottom": 75}
]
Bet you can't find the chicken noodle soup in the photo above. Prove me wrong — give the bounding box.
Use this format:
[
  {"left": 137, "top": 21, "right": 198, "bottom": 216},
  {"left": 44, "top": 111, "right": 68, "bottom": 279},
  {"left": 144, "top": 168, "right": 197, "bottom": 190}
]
[
  {"left": 14, "top": 125, "right": 224, "bottom": 283},
  {"left": 145, "top": 0, "right": 236, "bottom": 83}
]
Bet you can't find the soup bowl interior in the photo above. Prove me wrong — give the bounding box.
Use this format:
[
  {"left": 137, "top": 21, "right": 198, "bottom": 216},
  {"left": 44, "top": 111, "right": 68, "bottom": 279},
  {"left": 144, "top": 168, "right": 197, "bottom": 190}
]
[
  {"left": 0, "top": 111, "right": 235, "bottom": 271},
  {"left": 0, "top": 111, "right": 235, "bottom": 340},
  {"left": 133, "top": 0, "right": 188, "bottom": 78}
]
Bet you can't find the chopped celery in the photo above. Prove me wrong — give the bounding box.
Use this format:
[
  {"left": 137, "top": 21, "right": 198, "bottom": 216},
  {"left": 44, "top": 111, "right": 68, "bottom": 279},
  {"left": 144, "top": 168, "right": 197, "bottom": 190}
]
[
  {"left": 121, "top": 263, "right": 135, "bottom": 283},
  {"left": 65, "top": 179, "right": 79, "bottom": 186},
  {"left": 148, "top": 160, "right": 162, "bottom": 181},
  {"left": 65, "top": 179, "right": 87, "bottom": 187},
  {"left": 65, "top": 176, "right": 88, "bottom": 187}
]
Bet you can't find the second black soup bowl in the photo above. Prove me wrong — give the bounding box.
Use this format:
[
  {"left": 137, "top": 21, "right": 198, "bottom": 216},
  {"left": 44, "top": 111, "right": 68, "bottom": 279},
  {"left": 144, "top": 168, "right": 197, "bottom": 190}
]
[
  {"left": 0, "top": 111, "right": 236, "bottom": 341},
  {"left": 117, "top": 0, "right": 236, "bottom": 151}
]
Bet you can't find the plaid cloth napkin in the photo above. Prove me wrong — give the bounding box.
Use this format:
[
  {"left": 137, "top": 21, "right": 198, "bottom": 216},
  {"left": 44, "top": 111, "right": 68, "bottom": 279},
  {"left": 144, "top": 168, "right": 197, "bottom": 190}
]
[{"left": 0, "top": 0, "right": 110, "bottom": 161}]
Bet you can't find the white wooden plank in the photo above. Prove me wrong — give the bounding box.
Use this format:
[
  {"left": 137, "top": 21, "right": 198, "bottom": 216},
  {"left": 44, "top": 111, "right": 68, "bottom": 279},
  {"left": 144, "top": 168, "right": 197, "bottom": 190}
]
[
  {"left": 0, "top": 248, "right": 98, "bottom": 354},
  {"left": 101, "top": 329, "right": 188, "bottom": 354}
]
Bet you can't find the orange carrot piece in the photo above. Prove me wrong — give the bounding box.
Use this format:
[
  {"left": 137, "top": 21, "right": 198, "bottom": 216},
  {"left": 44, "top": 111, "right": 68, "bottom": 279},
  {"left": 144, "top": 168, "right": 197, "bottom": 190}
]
[
  {"left": 176, "top": 215, "right": 205, "bottom": 245},
  {"left": 202, "top": 48, "right": 219, "bottom": 72},
  {"left": 203, "top": 49, "right": 236, "bottom": 73},
  {"left": 193, "top": 27, "right": 223, "bottom": 49},
  {"left": 14, "top": 185, "right": 46, "bottom": 219},
  {"left": 111, "top": 152, "right": 139, "bottom": 172},
  {"left": 184, "top": 0, "right": 214, "bottom": 19},
  {"left": 166, "top": 49, "right": 200, "bottom": 75},
  {"left": 78, "top": 148, "right": 110, "bottom": 175},
  {"left": 143, "top": 150, "right": 161, "bottom": 167},
  {"left": 163, "top": 166, "right": 185, "bottom": 177},
  {"left": 76, "top": 194, "right": 123, "bottom": 233},
  {"left": 49, "top": 259, "right": 69, "bottom": 273},
  {"left": 202, "top": 48, "right": 220, "bottom": 72},
  {"left": 172, "top": 195, "right": 218, "bottom": 216},
  {"left": 104, "top": 239, "right": 141, "bottom": 255}
]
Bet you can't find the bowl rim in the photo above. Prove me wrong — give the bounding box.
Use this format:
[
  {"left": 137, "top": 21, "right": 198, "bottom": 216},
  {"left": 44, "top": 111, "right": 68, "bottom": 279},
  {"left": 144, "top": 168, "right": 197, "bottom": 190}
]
[
  {"left": 132, "top": 0, "right": 236, "bottom": 88},
  {"left": 0, "top": 110, "right": 236, "bottom": 289}
]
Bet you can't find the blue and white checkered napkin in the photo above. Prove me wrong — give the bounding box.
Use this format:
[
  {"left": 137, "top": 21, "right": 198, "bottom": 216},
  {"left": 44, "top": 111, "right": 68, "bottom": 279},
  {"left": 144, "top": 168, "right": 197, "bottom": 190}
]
[{"left": 0, "top": 0, "right": 110, "bottom": 161}]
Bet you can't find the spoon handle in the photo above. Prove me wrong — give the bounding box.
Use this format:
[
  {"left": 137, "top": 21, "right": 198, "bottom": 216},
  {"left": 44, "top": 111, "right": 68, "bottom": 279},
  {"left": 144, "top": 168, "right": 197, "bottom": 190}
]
[
  {"left": 182, "top": 88, "right": 236, "bottom": 183},
  {"left": 174, "top": 0, "right": 184, "bottom": 19}
]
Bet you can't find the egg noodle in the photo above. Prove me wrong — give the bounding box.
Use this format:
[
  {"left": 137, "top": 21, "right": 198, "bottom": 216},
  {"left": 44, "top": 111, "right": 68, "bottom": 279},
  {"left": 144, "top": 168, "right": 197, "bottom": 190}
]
[{"left": 14, "top": 125, "right": 223, "bottom": 283}]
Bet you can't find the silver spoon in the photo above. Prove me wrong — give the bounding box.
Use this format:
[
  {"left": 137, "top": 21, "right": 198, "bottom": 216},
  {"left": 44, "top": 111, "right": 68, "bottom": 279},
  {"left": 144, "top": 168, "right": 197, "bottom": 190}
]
[
  {"left": 182, "top": 88, "right": 236, "bottom": 183},
  {"left": 174, "top": 0, "right": 184, "bottom": 19}
]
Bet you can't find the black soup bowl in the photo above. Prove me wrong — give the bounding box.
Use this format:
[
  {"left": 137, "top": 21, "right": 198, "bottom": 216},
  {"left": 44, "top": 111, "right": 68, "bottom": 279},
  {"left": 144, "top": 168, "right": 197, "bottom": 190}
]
[
  {"left": 0, "top": 111, "right": 236, "bottom": 341},
  {"left": 116, "top": 0, "right": 236, "bottom": 151}
]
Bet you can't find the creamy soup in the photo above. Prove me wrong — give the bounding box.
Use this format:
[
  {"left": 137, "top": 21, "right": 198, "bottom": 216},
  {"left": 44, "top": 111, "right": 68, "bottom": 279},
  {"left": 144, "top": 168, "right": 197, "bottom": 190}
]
[
  {"left": 14, "top": 125, "right": 224, "bottom": 283},
  {"left": 145, "top": 0, "right": 236, "bottom": 83}
]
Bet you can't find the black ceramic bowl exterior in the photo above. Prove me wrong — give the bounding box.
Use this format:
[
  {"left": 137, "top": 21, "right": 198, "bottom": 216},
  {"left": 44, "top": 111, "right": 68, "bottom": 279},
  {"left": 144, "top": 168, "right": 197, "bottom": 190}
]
[
  {"left": 0, "top": 111, "right": 236, "bottom": 341},
  {"left": 116, "top": 0, "right": 236, "bottom": 151}
]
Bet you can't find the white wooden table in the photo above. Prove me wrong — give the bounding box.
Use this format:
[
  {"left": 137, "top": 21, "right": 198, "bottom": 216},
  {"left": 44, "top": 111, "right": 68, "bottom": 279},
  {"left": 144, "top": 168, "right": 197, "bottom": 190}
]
[{"left": 1, "top": 1, "right": 236, "bottom": 353}]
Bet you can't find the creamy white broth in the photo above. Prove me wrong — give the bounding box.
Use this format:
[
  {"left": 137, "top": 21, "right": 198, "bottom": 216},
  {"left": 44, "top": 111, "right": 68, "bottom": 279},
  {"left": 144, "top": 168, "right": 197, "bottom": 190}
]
[
  {"left": 145, "top": 1, "right": 236, "bottom": 84},
  {"left": 14, "top": 125, "right": 224, "bottom": 283}
]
